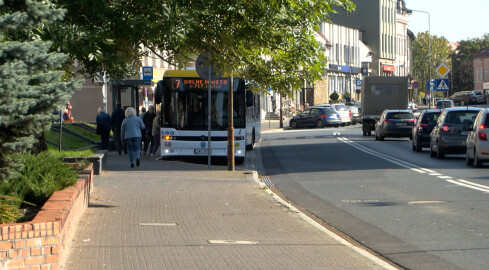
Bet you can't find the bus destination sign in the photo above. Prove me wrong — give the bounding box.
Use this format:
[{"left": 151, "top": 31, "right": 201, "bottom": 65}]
[{"left": 174, "top": 78, "right": 229, "bottom": 91}]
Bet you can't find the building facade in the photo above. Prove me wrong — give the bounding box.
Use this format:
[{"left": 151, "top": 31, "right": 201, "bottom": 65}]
[
  {"left": 329, "top": 0, "right": 408, "bottom": 77},
  {"left": 395, "top": 0, "right": 413, "bottom": 77},
  {"left": 317, "top": 22, "right": 372, "bottom": 102},
  {"left": 473, "top": 47, "right": 489, "bottom": 92}
]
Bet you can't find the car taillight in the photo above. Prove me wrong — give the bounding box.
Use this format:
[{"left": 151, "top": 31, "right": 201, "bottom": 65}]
[
  {"left": 409, "top": 119, "right": 416, "bottom": 123},
  {"left": 383, "top": 119, "right": 392, "bottom": 124},
  {"left": 442, "top": 125, "right": 454, "bottom": 132},
  {"left": 337, "top": 114, "right": 341, "bottom": 118},
  {"left": 478, "top": 125, "right": 487, "bottom": 141},
  {"left": 349, "top": 110, "right": 352, "bottom": 118},
  {"left": 321, "top": 114, "right": 327, "bottom": 118}
]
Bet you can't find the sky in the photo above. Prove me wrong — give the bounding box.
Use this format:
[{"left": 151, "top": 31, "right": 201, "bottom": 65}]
[{"left": 406, "top": 0, "right": 488, "bottom": 42}]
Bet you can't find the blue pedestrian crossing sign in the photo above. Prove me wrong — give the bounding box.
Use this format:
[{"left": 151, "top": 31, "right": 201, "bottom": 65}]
[{"left": 435, "top": 79, "right": 450, "bottom": 91}]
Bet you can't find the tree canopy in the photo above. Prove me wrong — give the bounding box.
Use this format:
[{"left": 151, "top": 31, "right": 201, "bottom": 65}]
[
  {"left": 412, "top": 31, "right": 453, "bottom": 93},
  {"left": 46, "top": 0, "right": 355, "bottom": 94},
  {"left": 452, "top": 34, "right": 489, "bottom": 92}
]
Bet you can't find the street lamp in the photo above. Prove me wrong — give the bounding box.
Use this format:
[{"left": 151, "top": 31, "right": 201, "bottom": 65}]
[{"left": 408, "top": 8, "right": 431, "bottom": 108}]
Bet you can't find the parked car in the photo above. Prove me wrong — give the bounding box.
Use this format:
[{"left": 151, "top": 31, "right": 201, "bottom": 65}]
[
  {"left": 407, "top": 102, "right": 418, "bottom": 112},
  {"left": 472, "top": 90, "right": 485, "bottom": 104},
  {"left": 412, "top": 110, "right": 442, "bottom": 152},
  {"left": 449, "top": 91, "right": 478, "bottom": 106},
  {"left": 375, "top": 110, "right": 416, "bottom": 141},
  {"left": 435, "top": 100, "right": 455, "bottom": 109},
  {"left": 289, "top": 107, "right": 341, "bottom": 129},
  {"left": 330, "top": 103, "right": 351, "bottom": 126},
  {"left": 429, "top": 107, "right": 481, "bottom": 159},
  {"left": 346, "top": 104, "right": 361, "bottom": 125},
  {"left": 466, "top": 108, "right": 489, "bottom": 167}
]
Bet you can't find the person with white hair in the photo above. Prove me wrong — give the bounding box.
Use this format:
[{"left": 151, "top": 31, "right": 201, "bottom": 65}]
[
  {"left": 95, "top": 106, "right": 111, "bottom": 150},
  {"left": 121, "top": 107, "right": 145, "bottom": 168}
]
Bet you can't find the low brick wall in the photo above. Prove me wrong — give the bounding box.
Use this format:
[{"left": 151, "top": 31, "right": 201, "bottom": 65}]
[{"left": 0, "top": 164, "right": 94, "bottom": 269}]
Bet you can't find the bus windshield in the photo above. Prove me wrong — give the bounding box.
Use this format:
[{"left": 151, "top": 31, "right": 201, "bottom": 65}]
[{"left": 162, "top": 77, "right": 246, "bottom": 130}]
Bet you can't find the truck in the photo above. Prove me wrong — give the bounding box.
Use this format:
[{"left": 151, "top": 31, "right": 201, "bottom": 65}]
[{"left": 361, "top": 76, "right": 409, "bottom": 136}]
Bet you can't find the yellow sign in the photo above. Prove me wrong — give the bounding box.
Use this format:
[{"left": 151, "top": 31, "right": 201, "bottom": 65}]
[{"left": 435, "top": 63, "right": 450, "bottom": 78}]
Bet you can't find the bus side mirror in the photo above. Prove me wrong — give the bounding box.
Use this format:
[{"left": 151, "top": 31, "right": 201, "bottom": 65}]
[
  {"left": 154, "top": 80, "right": 163, "bottom": 104},
  {"left": 246, "top": 90, "right": 254, "bottom": 107}
]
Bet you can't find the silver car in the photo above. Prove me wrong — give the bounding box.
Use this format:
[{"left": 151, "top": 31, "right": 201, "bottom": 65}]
[{"left": 466, "top": 108, "right": 489, "bottom": 167}]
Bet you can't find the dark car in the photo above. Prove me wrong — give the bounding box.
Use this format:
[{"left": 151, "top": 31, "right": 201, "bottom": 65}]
[
  {"left": 429, "top": 107, "right": 481, "bottom": 159},
  {"left": 289, "top": 107, "right": 341, "bottom": 129},
  {"left": 375, "top": 110, "right": 416, "bottom": 141},
  {"left": 412, "top": 110, "right": 442, "bottom": 152},
  {"left": 449, "top": 91, "right": 477, "bottom": 106}
]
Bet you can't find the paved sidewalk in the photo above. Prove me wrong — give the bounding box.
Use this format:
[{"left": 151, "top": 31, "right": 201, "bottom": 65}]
[{"left": 65, "top": 130, "right": 393, "bottom": 269}]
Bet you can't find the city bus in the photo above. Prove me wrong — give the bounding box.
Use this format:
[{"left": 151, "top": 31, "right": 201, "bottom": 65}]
[{"left": 154, "top": 70, "right": 260, "bottom": 163}]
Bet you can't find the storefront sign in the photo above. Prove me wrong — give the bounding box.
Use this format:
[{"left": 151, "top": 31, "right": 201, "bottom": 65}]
[{"left": 382, "top": 64, "right": 395, "bottom": 72}]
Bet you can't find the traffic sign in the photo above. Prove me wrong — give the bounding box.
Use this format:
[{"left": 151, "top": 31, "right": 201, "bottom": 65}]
[
  {"left": 142, "top": 66, "right": 153, "bottom": 80},
  {"left": 355, "top": 79, "right": 362, "bottom": 88},
  {"left": 426, "top": 80, "right": 435, "bottom": 90},
  {"left": 435, "top": 63, "right": 451, "bottom": 78},
  {"left": 412, "top": 81, "right": 419, "bottom": 88},
  {"left": 435, "top": 79, "right": 450, "bottom": 91}
]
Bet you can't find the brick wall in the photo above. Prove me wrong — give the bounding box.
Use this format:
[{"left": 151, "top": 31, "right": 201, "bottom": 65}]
[{"left": 0, "top": 164, "right": 93, "bottom": 270}]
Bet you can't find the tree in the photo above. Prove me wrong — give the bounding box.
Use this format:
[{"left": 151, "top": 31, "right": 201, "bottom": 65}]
[
  {"left": 0, "top": 0, "right": 81, "bottom": 181},
  {"left": 412, "top": 31, "right": 453, "bottom": 94},
  {"left": 45, "top": 0, "right": 355, "bottom": 94},
  {"left": 452, "top": 34, "right": 489, "bottom": 92}
]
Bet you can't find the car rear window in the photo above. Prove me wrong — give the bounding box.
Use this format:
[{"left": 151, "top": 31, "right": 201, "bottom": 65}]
[
  {"left": 386, "top": 112, "right": 414, "bottom": 120},
  {"left": 421, "top": 112, "right": 441, "bottom": 124},
  {"left": 320, "top": 108, "right": 337, "bottom": 114},
  {"left": 444, "top": 111, "right": 479, "bottom": 124},
  {"left": 334, "top": 105, "right": 348, "bottom": 111},
  {"left": 436, "top": 101, "right": 452, "bottom": 107},
  {"left": 347, "top": 106, "right": 359, "bottom": 113}
]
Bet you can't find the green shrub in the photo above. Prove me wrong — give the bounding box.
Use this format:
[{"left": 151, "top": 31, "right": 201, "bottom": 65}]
[
  {"left": 0, "top": 195, "right": 23, "bottom": 224},
  {"left": 330, "top": 92, "right": 339, "bottom": 101},
  {"left": 0, "top": 152, "right": 78, "bottom": 206}
]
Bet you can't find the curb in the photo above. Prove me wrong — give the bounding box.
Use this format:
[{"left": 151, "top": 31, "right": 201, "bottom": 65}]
[{"left": 250, "top": 144, "right": 402, "bottom": 270}]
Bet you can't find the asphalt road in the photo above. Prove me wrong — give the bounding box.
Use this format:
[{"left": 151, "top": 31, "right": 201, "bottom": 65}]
[{"left": 260, "top": 123, "right": 489, "bottom": 270}]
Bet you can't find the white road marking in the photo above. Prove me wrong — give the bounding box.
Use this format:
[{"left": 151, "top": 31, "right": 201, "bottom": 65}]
[
  {"left": 446, "top": 180, "right": 489, "bottom": 193},
  {"left": 208, "top": 240, "right": 258, "bottom": 245},
  {"left": 408, "top": 201, "right": 445, "bottom": 204},
  {"left": 337, "top": 137, "right": 489, "bottom": 194},
  {"left": 139, "top": 223, "right": 178, "bottom": 226}
]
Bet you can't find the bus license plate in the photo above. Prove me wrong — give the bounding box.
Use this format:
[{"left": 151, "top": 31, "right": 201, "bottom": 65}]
[{"left": 194, "top": 149, "right": 212, "bottom": 154}]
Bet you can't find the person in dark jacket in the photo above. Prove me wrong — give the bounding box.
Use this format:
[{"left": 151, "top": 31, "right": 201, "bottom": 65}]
[
  {"left": 111, "top": 103, "right": 125, "bottom": 155},
  {"left": 142, "top": 105, "right": 156, "bottom": 155},
  {"left": 96, "top": 106, "right": 112, "bottom": 149}
]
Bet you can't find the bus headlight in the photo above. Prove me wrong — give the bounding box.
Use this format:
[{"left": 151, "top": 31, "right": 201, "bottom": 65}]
[{"left": 235, "top": 136, "right": 244, "bottom": 141}]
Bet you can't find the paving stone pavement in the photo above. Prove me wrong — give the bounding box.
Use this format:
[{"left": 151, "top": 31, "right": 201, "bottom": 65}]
[{"left": 65, "top": 130, "right": 392, "bottom": 270}]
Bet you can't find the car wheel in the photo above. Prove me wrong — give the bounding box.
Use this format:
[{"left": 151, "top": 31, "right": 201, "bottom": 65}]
[
  {"left": 474, "top": 149, "right": 483, "bottom": 168},
  {"left": 430, "top": 145, "right": 436, "bottom": 157},
  {"left": 379, "top": 134, "right": 385, "bottom": 141},
  {"left": 316, "top": 120, "right": 324, "bottom": 128},
  {"left": 290, "top": 121, "right": 297, "bottom": 129},
  {"left": 460, "top": 100, "right": 465, "bottom": 106},
  {"left": 466, "top": 152, "right": 474, "bottom": 166},
  {"left": 363, "top": 131, "right": 367, "bottom": 136}
]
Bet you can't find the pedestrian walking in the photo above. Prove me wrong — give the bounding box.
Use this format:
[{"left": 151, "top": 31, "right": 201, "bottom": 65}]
[
  {"left": 95, "top": 106, "right": 111, "bottom": 150},
  {"left": 111, "top": 103, "right": 125, "bottom": 155},
  {"left": 121, "top": 107, "right": 145, "bottom": 168},
  {"left": 151, "top": 110, "right": 161, "bottom": 156},
  {"left": 142, "top": 105, "right": 156, "bottom": 155}
]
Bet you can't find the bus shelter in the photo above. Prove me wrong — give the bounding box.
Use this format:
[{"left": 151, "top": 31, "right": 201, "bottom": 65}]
[{"left": 111, "top": 79, "right": 153, "bottom": 116}]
